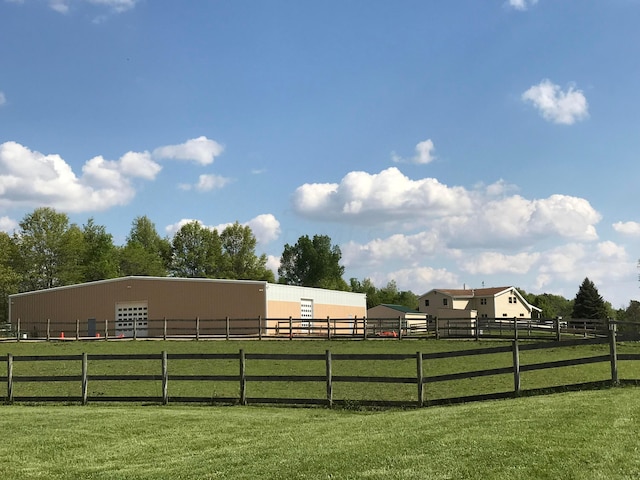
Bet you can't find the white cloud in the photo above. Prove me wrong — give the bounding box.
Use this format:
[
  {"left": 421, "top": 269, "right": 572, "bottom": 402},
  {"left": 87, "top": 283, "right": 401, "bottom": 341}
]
[
  {"left": 0, "top": 91, "right": 6, "bottom": 106},
  {"left": 392, "top": 139, "right": 436, "bottom": 165},
  {"left": 0, "top": 216, "right": 18, "bottom": 233},
  {"left": 613, "top": 221, "right": 640, "bottom": 237},
  {"left": 86, "top": 0, "right": 138, "bottom": 12},
  {"left": 247, "top": 214, "right": 281, "bottom": 244},
  {"left": 380, "top": 267, "right": 459, "bottom": 296},
  {"left": 293, "top": 167, "right": 601, "bottom": 247},
  {"left": 522, "top": 79, "right": 589, "bottom": 125},
  {"left": 266, "top": 255, "right": 280, "bottom": 274},
  {"left": 165, "top": 214, "right": 281, "bottom": 245},
  {"left": 153, "top": 136, "right": 224, "bottom": 166},
  {"left": 293, "top": 167, "right": 473, "bottom": 224},
  {"left": 507, "top": 0, "right": 538, "bottom": 11},
  {"left": 461, "top": 251, "right": 541, "bottom": 275},
  {"left": 195, "top": 174, "right": 231, "bottom": 192},
  {"left": 342, "top": 231, "right": 444, "bottom": 268},
  {"left": 0, "top": 141, "right": 162, "bottom": 212}
]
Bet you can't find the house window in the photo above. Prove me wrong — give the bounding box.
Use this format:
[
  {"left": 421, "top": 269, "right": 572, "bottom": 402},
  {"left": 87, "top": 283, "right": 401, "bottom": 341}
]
[
  {"left": 424, "top": 299, "right": 430, "bottom": 307},
  {"left": 481, "top": 313, "right": 488, "bottom": 318},
  {"left": 480, "top": 298, "right": 487, "bottom": 305},
  {"left": 502, "top": 313, "right": 508, "bottom": 317},
  {"left": 443, "top": 298, "right": 448, "bottom": 306}
]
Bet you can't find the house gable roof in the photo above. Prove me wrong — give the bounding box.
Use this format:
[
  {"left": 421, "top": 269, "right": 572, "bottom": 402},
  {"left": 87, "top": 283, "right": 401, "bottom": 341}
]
[{"left": 377, "top": 304, "right": 419, "bottom": 314}]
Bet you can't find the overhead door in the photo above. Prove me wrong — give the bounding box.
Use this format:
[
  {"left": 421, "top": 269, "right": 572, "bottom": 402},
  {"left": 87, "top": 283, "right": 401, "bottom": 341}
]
[{"left": 115, "top": 302, "right": 148, "bottom": 338}]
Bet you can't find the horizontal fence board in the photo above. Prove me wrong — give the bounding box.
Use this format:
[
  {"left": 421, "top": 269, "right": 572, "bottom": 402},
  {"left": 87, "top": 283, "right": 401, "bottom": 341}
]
[
  {"left": 87, "top": 354, "right": 163, "bottom": 361},
  {"left": 332, "top": 375, "right": 416, "bottom": 384},
  {"left": 520, "top": 355, "right": 610, "bottom": 372},
  {"left": 617, "top": 354, "right": 640, "bottom": 361},
  {"left": 14, "top": 355, "right": 83, "bottom": 362},
  {"left": 422, "top": 346, "right": 513, "bottom": 360},
  {"left": 332, "top": 353, "right": 416, "bottom": 361},
  {"left": 519, "top": 337, "right": 608, "bottom": 351},
  {"left": 245, "top": 353, "right": 326, "bottom": 361},
  {"left": 87, "top": 375, "right": 162, "bottom": 381},
  {"left": 167, "top": 375, "right": 239, "bottom": 382},
  {"left": 423, "top": 367, "right": 514, "bottom": 383},
  {"left": 167, "top": 353, "right": 239, "bottom": 360},
  {"left": 14, "top": 375, "right": 82, "bottom": 382},
  {"left": 427, "top": 391, "right": 515, "bottom": 406},
  {"left": 165, "top": 396, "right": 239, "bottom": 404},
  {"left": 11, "top": 396, "right": 83, "bottom": 402},
  {"left": 246, "top": 397, "right": 327, "bottom": 405},
  {"left": 245, "top": 375, "right": 327, "bottom": 382},
  {"left": 84, "top": 396, "right": 161, "bottom": 403}
]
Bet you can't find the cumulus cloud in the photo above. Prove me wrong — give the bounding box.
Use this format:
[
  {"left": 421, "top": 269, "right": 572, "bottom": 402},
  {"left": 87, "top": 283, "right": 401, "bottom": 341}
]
[
  {"left": 293, "top": 167, "right": 601, "bottom": 247},
  {"left": 293, "top": 167, "right": 472, "bottom": 224},
  {"left": 613, "top": 221, "right": 640, "bottom": 237},
  {"left": 507, "top": 0, "right": 538, "bottom": 10},
  {"left": 165, "top": 214, "right": 281, "bottom": 245},
  {"left": 153, "top": 136, "right": 224, "bottom": 166},
  {"left": 342, "top": 231, "right": 444, "bottom": 268},
  {"left": 392, "top": 139, "right": 436, "bottom": 165},
  {"left": 522, "top": 79, "right": 589, "bottom": 125},
  {"left": 0, "top": 141, "right": 163, "bottom": 212}
]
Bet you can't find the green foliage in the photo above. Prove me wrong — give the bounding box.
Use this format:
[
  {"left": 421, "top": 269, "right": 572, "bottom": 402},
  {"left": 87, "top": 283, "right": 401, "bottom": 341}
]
[
  {"left": 119, "top": 216, "right": 171, "bottom": 276},
  {"left": 572, "top": 277, "right": 608, "bottom": 320},
  {"left": 278, "top": 234, "right": 348, "bottom": 290},
  {"left": 350, "top": 278, "right": 418, "bottom": 310},
  {"left": 518, "top": 289, "right": 573, "bottom": 319},
  {"left": 170, "top": 221, "right": 223, "bottom": 278},
  {"left": 220, "top": 221, "right": 274, "bottom": 281},
  {"left": 12, "top": 207, "right": 84, "bottom": 291},
  {"left": 80, "top": 218, "right": 119, "bottom": 281},
  {"left": 0, "top": 232, "right": 20, "bottom": 323}
]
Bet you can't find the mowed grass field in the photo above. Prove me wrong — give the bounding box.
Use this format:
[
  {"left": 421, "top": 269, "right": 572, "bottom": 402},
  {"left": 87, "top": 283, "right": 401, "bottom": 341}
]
[
  {"left": 1, "top": 388, "right": 640, "bottom": 479},
  {"left": 2, "top": 339, "right": 640, "bottom": 478}
]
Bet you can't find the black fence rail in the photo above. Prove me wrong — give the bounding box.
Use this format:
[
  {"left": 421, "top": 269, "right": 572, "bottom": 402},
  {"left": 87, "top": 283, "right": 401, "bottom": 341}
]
[
  {"left": 0, "top": 326, "right": 634, "bottom": 407},
  {"left": 4, "top": 316, "right": 618, "bottom": 342}
]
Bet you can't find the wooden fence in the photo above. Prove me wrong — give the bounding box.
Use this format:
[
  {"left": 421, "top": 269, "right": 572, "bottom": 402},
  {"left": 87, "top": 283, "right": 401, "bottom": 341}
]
[
  {"left": 1, "top": 326, "right": 637, "bottom": 407},
  {"left": 6, "top": 316, "right": 610, "bottom": 342}
]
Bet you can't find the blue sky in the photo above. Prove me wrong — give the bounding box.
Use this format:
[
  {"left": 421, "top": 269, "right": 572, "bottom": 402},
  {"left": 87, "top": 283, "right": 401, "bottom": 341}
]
[{"left": 1, "top": 0, "right": 639, "bottom": 307}]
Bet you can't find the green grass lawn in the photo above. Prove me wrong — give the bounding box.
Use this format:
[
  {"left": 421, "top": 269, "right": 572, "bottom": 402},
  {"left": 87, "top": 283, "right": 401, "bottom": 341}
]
[
  {"left": 2, "top": 339, "right": 640, "bottom": 404},
  {"left": 1, "top": 388, "right": 640, "bottom": 479}
]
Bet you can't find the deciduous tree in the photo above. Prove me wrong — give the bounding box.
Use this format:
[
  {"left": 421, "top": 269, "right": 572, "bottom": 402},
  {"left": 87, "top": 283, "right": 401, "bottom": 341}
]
[
  {"left": 278, "top": 234, "right": 348, "bottom": 290},
  {"left": 220, "top": 222, "right": 274, "bottom": 281},
  {"left": 170, "top": 221, "right": 223, "bottom": 278}
]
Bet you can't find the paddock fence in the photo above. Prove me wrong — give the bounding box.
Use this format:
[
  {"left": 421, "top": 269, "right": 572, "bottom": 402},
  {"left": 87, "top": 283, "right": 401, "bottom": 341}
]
[
  {"left": 3, "top": 316, "right": 615, "bottom": 342},
  {"left": 1, "top": 325, "right": 637, "bottom": 407}
]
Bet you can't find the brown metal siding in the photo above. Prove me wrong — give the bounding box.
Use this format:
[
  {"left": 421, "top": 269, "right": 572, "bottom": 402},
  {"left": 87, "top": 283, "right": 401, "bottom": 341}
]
[{"left": 11, "top": 278, "right": 267, "bottom": 336}]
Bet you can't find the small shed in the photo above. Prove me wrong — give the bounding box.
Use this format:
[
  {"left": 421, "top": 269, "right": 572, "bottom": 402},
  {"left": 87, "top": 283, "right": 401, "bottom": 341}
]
[{"left": 366, "top": 304, "right": 428, "bottom": 335}]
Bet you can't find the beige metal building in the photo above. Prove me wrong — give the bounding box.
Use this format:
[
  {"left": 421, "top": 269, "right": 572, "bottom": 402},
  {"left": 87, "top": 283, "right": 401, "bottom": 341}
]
[{"left": 8, "top": 276, "right": 367, "bottom": 338}]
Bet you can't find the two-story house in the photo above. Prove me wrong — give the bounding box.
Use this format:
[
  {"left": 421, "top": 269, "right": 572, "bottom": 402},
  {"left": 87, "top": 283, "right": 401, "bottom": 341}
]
[{"left": 418, "top": 286, "right": 541, "bottom": 320}]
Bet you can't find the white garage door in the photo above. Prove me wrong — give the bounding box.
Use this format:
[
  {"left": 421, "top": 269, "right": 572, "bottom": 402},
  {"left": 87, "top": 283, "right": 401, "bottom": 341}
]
[{"left": 115, "top": 302, "right": 148, "bottom": 338}]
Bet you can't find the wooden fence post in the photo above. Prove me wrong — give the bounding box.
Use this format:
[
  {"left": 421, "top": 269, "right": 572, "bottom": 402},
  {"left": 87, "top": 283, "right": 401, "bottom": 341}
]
[
  {"left": 226, "top": 317, "right": 230, "bottom": 340},
  {"left": 326, "top": 317, "right": 331, "bottom": 340},
  {"left": 474, "top": 317, "right": 480, "bottom": 341},
  {"left": 163, "top": 317, "right": 167, "bottom": 341},
  {"left": 363, "top": 317, "right": 368, "bottom": 340},
  {"left": 239, "top": 349, "right": 247, "bottom": 405},
  {"left": 258, "top": 316, "right": 263, "bottom": 340},
  {"left": 162, "top": 351, "right": 168, "bottom": 405},
  {"left": 398, "top": 316, "right": 403, "bottom": 340},
  {"left": 608, "top": 320, "right": 618, "bottom": 385},
  {"left": 47, "top": 319, "right": 51, "bottom": 342},
  {"left": 196, "top": 317, "right": 200, "bottom": 341},
  {"left": 104, "top": 319, "right": 108, "bottom": 340},
  {"left": 76, "top": 319, "right": 80, "bottom": 341},
  {"left": 133, "top": 317, "right": 137, "bottom": 340},
  {"left": 7, "top": 354, "right": 13, "bottom": 404},
  {"left": 82, "top": 352, "right": 88, "bottom": 406},
  {"left": 513, "top": 317, "right": 518, "bottom": 341},
  {"left": 512, "top": 340, "right": 521, "bottom": 396},
  {"left": 416, "top": 352, "right": 424, "bottom": 407},
  {"left": 325, "top": 350, "right": 333, "bottom": 408},
  {"left": 289, "top": 317, "right": 293, "bottom": 340},
  {"left": 435, "top": 317, "right": 440, "bottom": 340},
  {"left": 555, "top": 317, "right": 561, "bottom": 342},
  {"left": 16, "top": 318, "right": 20, "bottom": 342}
]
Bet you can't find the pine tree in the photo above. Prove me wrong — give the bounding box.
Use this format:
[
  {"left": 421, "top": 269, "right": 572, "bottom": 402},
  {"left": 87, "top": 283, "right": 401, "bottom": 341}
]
[{"left": 571, "top": 277, "right": 608, "bottom": 320}]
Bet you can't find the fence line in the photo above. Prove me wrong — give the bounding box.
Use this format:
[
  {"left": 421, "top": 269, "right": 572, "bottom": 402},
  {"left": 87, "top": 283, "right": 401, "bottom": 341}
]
[
  {"left": 4, "top": 316, "right": 614, "bottom": 342},
  {"left": 1, "top": 326, "right": 632, "bottom": 407}
]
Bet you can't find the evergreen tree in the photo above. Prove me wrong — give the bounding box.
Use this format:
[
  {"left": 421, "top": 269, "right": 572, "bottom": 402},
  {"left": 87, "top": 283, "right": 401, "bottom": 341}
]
[{"left": 571, "top": 277, "right": 608, "bottom": 320}]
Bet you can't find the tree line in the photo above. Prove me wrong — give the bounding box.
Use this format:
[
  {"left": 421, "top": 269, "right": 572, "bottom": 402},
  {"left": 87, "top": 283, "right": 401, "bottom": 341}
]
[{"left": 1, "top": 208, "right": 637, "bottom": 326}]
